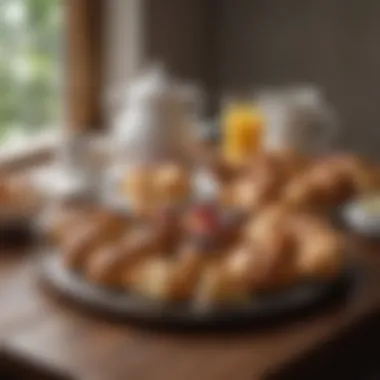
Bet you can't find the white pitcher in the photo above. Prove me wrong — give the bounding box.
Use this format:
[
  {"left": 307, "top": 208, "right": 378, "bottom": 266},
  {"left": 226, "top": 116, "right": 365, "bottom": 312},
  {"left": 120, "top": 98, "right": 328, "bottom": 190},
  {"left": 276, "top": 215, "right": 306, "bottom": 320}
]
[
  {"left": 110, "top": 65, "right": 201, "bottom": 167},
  {"left": 258, "top": 86, "right": 338, "bottom": 155}
]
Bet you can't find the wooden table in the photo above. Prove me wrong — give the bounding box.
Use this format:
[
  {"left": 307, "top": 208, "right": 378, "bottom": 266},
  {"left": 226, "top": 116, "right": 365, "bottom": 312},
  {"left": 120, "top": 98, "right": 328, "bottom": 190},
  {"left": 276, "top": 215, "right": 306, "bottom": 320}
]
[{"left": 1, "top": 239, "right": 380, "bottom": 380}]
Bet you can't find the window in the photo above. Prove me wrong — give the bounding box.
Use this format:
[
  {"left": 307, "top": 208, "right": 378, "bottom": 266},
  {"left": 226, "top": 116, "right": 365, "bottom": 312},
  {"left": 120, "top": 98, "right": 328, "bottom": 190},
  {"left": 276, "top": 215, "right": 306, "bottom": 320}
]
[
  {"left": 0, "top": 0, "right": 144, "bottom": 169},
  {"left": 0, "top": 0, "right": 63, "bottom": 149}
]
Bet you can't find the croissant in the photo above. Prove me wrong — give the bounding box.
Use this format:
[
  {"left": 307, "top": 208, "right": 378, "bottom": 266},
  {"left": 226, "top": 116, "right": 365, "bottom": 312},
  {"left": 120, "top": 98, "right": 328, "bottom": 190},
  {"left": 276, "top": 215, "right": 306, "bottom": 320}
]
[
  {"left": 125, "top": 240, "right": 206, "bottom": 302},
  {"left": 223, "top": 245, "right": 268, "bottom": 291},
  {"left": 297, "top": 231, "right": 344, "bottom": 279},
  {"left": 282, "top": 175, "right": 325, "bottom": 211},
  {"left": 152, "top": 206, "right": 184, "bottom": 251},
  {"left": 218, "top": 210, "right": 246, "bottom": 248},
  {"left": 307, "top": 165, "right": 355, "bottom": 206},
  {"left": 55, "top": 155, "right": 352, "bottom": 305},
  {"left": 247, "top": 150, "right": 307, "bottom": 186},
  {"left": 166, "top": 243, "right": 204, "bottom": 300},
  {"left": 85, "top": 242, "right": 125, "bottom": 287},
  {"left": 231, "top": 175, "right": 277, "bottom": 213},
  {"left": 62, "top": 213, "right": 128, "bottom": 269},
  {"left": 311, "top": 154, "right": 379, "bottom": 201},
  {"left": 294, "top": 217, "right": 344, "bottom": 279},
  {"left": 262, "top": 242, "right": 298, "bottom": 290},
  {"left": 86, "top": 227, "right": 162, "bottom": 287},
  {"left": 128, "top": 258, "right": 177, "bottom": 301},
  {"left": 245, "top": 204, "right": 290, "bottom": 244}
]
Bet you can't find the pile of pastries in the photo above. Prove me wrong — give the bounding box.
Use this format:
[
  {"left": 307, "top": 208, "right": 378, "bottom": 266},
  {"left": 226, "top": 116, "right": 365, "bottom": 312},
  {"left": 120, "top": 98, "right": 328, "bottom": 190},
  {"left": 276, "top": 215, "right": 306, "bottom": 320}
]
[
  {"left": 119, "top": 152, "right": 379, "bottom": 218},
  {"left": 49, "top": 203, "right": 344, "bottom": 306},
  {"left": 44, "top": 152, "right": 378, "bottom": 305},
  {"left": 226, "top": 151, "right": 380, "bottom": 214},
  {"left": 47, "top": 152, "right": 379, "bottom": 306}
]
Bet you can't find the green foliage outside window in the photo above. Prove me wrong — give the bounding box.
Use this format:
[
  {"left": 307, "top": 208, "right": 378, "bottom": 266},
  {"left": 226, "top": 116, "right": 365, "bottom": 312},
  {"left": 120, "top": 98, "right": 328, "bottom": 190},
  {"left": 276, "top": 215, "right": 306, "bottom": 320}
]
[{"left": 0, "top": 0, "right": 62, "bottom": 144}]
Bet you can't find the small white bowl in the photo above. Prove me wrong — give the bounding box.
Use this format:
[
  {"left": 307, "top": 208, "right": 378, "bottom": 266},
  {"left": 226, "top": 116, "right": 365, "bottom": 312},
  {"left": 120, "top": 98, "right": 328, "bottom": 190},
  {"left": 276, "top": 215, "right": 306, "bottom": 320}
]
[{"left": 343, "top": 199, "right": 380, "bottom": 236}]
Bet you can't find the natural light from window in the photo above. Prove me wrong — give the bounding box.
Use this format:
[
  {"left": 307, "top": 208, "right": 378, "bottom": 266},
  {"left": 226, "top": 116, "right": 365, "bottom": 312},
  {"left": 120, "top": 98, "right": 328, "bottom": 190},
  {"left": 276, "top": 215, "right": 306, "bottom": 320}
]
[{"left": 0, "top": 0, "right": 63, "bottom": 149}]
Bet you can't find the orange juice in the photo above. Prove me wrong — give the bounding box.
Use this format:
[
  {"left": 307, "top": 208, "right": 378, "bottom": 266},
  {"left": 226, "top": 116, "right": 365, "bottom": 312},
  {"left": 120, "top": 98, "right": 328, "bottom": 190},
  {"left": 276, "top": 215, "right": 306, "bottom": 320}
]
[{"left": 222, "top": 103, "right": 263, "bottom": 166}]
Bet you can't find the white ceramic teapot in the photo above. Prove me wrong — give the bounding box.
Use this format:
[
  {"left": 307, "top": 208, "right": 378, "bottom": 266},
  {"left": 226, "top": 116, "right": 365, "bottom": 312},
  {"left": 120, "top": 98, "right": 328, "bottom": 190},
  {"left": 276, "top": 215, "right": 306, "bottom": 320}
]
[
  {"left": 111, "top": 65, "right": 201, "bottom": 167},
  {"left": 258, "top": 86, "right": 338, "bottom": 155}
]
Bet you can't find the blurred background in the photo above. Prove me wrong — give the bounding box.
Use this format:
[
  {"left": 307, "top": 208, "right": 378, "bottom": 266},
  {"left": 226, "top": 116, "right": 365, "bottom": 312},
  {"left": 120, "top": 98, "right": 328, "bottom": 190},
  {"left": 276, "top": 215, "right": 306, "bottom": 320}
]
[
  {"left": 1, "top": 0, "right": 380, "bottom": 156},
  {"left": 1, "top": 2, "right": 380, "bottom": 379}
]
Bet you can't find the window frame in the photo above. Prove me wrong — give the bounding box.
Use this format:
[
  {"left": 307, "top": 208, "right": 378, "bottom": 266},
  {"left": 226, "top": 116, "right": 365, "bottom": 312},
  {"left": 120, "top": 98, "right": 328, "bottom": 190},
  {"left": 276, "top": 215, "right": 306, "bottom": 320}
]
[
  {"left": 1, "top": 0, "right": 105, "bottom": 171},
  {"left": 66, "top": 0, "right": 104, "bottom": 131}
]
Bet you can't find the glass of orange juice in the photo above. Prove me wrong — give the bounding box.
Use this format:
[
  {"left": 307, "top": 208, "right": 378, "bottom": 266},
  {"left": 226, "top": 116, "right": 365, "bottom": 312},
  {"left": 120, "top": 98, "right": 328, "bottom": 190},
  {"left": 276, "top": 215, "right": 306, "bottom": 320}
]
[{"left": 221, "top": 95, "right": 264, "bottom": 166}]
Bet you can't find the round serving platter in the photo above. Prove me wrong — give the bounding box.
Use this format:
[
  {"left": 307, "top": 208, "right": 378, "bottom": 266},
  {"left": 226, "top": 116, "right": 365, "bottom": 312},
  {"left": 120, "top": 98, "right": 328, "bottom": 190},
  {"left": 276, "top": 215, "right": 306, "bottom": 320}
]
[{"left": 39, "top": 252, "right": 355, "bottom": 327}]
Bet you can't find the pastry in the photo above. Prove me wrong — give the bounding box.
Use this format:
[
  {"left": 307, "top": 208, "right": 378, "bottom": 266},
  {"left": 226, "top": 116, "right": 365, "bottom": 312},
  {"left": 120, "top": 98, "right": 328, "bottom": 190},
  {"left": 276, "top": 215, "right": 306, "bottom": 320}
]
[
  {"left": 128, "top": 257, "right": 177, "bottom": 301},
  {"left": 86, "top": 227, "right": 159, "bottom": 287},
  {"left": 168, "top": 243, "right": 204, "bottom": 300},
  {"left": 122, "top": 163, "right": 191, "bottom": 216},
  {"left": 307, "top": 165, "right": 355, "bottom": 206},
  {"left": 310, "top": 154, "right": 379, "bottom": 202},
  {"left": 85, "top": 241, "right": 125, "bottom": 287},
  {"left": 282, "top": 175, "right": 325, "bottom": 211},
  {"left": 55, "top": 148, "right": 357, "bottom": 306},
  {"left": 154, "top": 163, "right": 190, "bottom": 204},
  {"left": 247, "top": 150, "right": 306, "bottom": 186},
  {"left": 122, "top": 165, "right": 156, "bottom": 216},
  {"left": 152, "top": 206, "right": 184, "bottom": 251},
  {"left": 231, "top": 174, "right": 278, "bottom": 213},
  {"left": 61, "top": 211, "right": 128, "bottom": 269},
  {"left": 223, "top": 245, "right": 269, "bottom": 291},
  {"left": 297, "top": 228, "right": 344, "bottom": 279},
  {"left": 245, "top": 203, "right": 290, "bottom": 244}
]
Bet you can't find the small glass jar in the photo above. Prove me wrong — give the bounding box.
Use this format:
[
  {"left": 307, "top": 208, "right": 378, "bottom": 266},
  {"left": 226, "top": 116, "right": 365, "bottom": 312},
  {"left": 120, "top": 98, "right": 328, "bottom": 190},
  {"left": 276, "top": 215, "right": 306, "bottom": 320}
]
[{"left": 221, "top": 94, "right": 264, "bottom": 166}]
